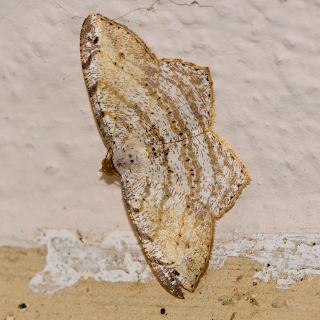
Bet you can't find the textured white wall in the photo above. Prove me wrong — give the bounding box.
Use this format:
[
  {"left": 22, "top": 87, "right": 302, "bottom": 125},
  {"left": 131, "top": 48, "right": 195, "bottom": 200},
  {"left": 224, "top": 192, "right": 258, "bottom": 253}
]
[{"left": 1, "top": 0, "right": 319, "bottom": 241}]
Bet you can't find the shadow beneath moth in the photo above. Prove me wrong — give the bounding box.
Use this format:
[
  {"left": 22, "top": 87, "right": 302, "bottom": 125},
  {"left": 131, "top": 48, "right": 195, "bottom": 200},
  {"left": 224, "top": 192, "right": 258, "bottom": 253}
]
[{"left": 80, "top": 13, "right": 250, "bottom": 299}]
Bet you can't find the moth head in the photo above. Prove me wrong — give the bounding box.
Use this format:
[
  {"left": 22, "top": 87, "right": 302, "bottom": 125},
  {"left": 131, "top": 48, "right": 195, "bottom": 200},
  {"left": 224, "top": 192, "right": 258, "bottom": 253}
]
[{"left": 99, "top": 148, "right": 120, "bottom": 178}]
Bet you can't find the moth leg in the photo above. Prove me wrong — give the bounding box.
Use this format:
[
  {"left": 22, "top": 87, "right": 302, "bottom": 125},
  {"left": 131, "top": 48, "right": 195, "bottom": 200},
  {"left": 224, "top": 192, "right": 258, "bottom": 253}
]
[{"left": 99, "top": 148, "right": 120, "bottom": 178}]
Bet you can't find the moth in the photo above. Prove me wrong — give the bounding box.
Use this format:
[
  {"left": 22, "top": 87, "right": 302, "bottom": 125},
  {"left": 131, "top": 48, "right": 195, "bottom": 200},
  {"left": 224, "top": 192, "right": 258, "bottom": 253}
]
[{"left": 80, "top": 13, "right": 250, "bottom": 298}]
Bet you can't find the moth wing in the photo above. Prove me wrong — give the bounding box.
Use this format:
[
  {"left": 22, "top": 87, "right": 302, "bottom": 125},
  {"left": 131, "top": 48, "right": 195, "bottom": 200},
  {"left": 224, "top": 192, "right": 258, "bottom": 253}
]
[
  {"left": 81, "top": 14, "right": 215, "bottom": 149},
  {"left": 126, "top": 59, "right": 215, "bottom": 146},
  {"left": 121, "top": 129, "right": 249, "bottom": 297},
  {"left": 153, "top": 60, "right": 250, "bottom": 218},
  {"left": 141, "top": 132, "right": 250, "bottom": 219},
  {"left": 80, "top": 13, "right": 160, "bottom": 148},
  {"left": 156, "top": 58, "right": 214, "bottom": 136},
  {"left": 121, "top": 172, "right": 213, "bottom": 298}
]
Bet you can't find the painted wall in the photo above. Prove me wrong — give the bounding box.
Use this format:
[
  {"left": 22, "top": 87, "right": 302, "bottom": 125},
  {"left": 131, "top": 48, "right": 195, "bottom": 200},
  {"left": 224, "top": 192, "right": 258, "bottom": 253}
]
[{"left": 1, "top": 0, "right": 320, "bottom": 292}]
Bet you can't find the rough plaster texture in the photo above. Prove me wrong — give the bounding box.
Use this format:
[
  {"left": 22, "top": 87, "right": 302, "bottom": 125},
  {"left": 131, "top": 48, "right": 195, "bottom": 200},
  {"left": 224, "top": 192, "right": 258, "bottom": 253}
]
[{"left": 1, "top": 0, "right": 320, "bottom": 293}]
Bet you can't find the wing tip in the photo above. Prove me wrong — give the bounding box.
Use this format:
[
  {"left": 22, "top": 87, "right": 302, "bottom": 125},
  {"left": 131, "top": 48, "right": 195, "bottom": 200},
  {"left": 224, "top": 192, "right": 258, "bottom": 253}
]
[
  {"left": 148, "top": 259, "right": 186, "bottom": 299},
  {"left": 162, "top": 279, "right": 185, "bottom": 299}
]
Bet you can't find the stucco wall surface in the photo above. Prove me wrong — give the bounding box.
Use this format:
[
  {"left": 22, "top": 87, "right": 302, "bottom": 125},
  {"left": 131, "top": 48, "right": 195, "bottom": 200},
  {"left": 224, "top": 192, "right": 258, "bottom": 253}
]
[{"left": 1, "top": 0, "right": 320, "bottom": 298}]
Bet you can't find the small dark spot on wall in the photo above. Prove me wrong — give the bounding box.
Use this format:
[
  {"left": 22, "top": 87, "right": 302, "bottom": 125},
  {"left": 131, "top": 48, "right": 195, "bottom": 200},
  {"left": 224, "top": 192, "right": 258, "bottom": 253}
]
[
  {"left": 160, "top": 308, "right": 166, "bottom": 314},
  {"left": 18, "top": 303, "right": 28, "bottom": 311},
  {"left": 250, "top": 297, "right": 259, "bottom": 306},
  {"left": 236, "top": 275, "right": 243, "bottom": 282},
  {"left": 218, "top": 297, "right": 233, "bottom": 305}
]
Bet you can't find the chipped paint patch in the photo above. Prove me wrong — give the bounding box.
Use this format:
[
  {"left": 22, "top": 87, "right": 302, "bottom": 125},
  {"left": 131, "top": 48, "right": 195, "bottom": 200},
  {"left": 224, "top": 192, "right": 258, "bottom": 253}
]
[
  {"left": 21, "top": 230, "right": 320, "bottom": 294},
  {"left": 210, "top": 233, "right": 320, "bottom": 289},
  {"left": 27, "top": 229, "right": 152, "bottom": 294}
]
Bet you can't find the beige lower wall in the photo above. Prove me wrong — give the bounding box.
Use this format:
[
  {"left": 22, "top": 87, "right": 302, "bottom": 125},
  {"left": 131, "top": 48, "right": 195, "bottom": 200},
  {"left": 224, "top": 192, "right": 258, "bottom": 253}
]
[{"left": 1, "top": 247, "right": 319, "bottom": 320}]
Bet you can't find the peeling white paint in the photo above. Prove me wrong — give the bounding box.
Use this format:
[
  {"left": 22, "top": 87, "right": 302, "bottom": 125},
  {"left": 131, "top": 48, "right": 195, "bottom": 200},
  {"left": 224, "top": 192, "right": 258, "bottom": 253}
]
[
  {"left": 210, "top": 233, "right": 320, "bottom": 289},
  {"left": 22, "top": 229, "right": 320, "bottom": 294},
  {"left": 27, "top": 229, "right": 152, "bottom": 294}
]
